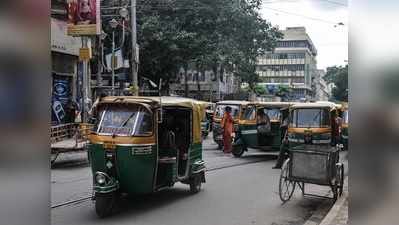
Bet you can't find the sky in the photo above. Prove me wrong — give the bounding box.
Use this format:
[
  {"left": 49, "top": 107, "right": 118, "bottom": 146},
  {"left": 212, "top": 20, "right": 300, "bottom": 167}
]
[{"left": 260, "top": 0, "right": 348, "bottom": 70}]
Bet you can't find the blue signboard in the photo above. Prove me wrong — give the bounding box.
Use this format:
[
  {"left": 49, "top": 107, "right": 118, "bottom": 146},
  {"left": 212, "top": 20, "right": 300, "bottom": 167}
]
[
  {"left": 265, "top": 84, "right": 278, "bottom": 94},
  {"left": 53, "top": 78, "right": 70, "bottom": 104},
  {"left": 52, "top": 75, "right": 71, "bottom": 124}
]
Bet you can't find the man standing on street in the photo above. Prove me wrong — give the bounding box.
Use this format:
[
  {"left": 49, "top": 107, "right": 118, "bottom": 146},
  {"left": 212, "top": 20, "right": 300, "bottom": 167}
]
[{"left": 221, "top": 106, "right": 234, "bottom": 154}]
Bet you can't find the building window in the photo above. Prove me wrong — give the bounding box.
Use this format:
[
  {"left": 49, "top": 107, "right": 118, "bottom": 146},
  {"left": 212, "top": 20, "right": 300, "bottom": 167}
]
[{"left": 277, "top": 40, "right": 310, "bottom": 49}]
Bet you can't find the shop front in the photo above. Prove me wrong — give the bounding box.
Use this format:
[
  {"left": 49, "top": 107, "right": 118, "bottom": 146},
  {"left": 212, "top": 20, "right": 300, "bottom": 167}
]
[{"left": 51, "top": 18, "right": 81, "bottom": 125}]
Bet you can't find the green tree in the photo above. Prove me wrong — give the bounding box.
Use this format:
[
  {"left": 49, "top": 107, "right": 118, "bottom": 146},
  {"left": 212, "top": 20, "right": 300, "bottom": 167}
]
[
  {"left": 135, "top": 0, "right": 282, "bottom": 96},
  {"left": 323, "top": 65, "right": 348, "bottom": 102},
  {"left": 275, "top": 85, "right": 292, "bottom": 99}
]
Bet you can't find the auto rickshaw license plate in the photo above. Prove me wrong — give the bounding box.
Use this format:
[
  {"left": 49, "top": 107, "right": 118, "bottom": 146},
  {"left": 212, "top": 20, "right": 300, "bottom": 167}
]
[{"left": 131, "top": 146, "right": 153, "bottom": 155}]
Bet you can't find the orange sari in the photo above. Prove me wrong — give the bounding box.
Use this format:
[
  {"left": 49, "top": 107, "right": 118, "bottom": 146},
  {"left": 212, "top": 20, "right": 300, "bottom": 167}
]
[{"left": 221, "top": 112, "right": 234, "bottom": 153}]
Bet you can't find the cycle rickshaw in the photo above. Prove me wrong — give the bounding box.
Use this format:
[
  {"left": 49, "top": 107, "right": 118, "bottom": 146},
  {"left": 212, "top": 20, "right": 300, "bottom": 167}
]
[{"left": 279, "top": 102, "right": 345, "bottom": 203}]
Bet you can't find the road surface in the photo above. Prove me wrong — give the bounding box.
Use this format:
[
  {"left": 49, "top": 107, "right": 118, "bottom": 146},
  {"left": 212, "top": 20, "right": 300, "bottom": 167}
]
[{"left": 51, "top": 133, "right": 347, "bottom": 225}]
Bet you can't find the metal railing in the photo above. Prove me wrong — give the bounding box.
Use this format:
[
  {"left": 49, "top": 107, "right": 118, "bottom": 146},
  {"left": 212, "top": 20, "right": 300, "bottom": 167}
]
[{"left": 51, "top": 123, "right": 94, "bottom": 148}]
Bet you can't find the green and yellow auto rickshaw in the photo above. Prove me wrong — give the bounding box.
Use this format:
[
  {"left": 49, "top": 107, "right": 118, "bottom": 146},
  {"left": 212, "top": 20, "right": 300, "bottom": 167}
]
[
  {"left": 212, "top": 100, "right": 250, "bottom": 149},
  {"left": 340, "top": 103, "right": 348, "bottom": 150},
  {"left": 88, "top": 96, "right": 206, "bottom": 217},
  {"left": 287, "top": 102, "right": 341, "bottom": 147},
  {"left": 232, "top": 102, "right": 292, "bottom": 157},
  {"left": 197, "top": 101, "right": 212, "bottom": 138}
]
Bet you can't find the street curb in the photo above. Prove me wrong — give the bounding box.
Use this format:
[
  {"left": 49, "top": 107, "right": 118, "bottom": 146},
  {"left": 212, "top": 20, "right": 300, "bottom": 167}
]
[
  {"left": 318, "top": 177, "right": 348, "bottom": 225},
  {"left": 303, "top": 177, "right": 348, "bottom": 225}
]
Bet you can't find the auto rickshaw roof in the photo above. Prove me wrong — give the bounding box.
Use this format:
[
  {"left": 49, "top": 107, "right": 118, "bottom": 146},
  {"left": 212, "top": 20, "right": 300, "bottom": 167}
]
[
  {"left": 290, "top": 102, "right": 338, "bottom": 110},
  {"left": 216, "top": 100, "right": 250, "bottom": 106},
  {"left": 99, "top": 96, "right": 204, "bottom": 109},
  {"left": 249, "top": 101, "right": 293, "bottom": 108},
  {"left": 340, "top": 102, "right": 348, "bottom": 110}
]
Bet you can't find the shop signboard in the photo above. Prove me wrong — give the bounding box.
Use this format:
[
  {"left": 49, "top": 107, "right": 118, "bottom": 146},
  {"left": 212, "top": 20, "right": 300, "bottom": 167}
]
[
  {"left": 52, "top": 76, "right": 71, "bottom": 124},
  {"left": 51, "top": 18, "right": 81, "bottom": 56},
  {"left": 66, "top": 0, "right": 101, "bottom": 36}
]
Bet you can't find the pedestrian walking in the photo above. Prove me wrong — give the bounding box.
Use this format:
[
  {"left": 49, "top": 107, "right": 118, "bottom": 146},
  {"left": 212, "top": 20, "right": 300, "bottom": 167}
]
[
  {"left": 273, "top": 131, "right": 289, "bottom": 169},
  {"left": 65, "top": 99, "right": 78, "bottom": 124},
  {"left": 221, "top": 106, "right": 234, "bottom": 154}
]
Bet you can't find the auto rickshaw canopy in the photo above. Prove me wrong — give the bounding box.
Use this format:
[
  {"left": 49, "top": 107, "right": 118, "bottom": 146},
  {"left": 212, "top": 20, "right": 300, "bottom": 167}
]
[
  {"left": 97, "top": 96, "right": 204, "bottom": 144},
  {"left": 291, "top": 102, "right": 339, "bottom": 111}
]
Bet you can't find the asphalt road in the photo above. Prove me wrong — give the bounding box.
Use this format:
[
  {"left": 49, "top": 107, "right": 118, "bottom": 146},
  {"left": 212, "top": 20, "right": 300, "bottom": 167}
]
[{"left": 51, "top": 134, "right": 347, "bottom": 225}]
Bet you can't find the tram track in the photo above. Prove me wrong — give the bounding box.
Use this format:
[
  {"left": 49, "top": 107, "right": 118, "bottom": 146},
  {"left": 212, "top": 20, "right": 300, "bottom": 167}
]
[{"left": 51, "top": 157, "right": 271, "bottom": 210}]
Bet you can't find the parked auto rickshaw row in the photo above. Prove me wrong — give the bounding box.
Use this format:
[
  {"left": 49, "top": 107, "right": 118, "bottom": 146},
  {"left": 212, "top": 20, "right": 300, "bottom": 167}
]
[
  {"left": 87, "top": 96, "right": 348, "bottom": 217},
  {"left": 212, "top": 100, "right": 349, "bottom": 157}
]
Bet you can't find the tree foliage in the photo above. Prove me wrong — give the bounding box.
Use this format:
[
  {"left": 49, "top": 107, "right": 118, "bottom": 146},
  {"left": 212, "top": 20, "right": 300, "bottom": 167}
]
[
  {"left": 135, "top": 0, "right": 282, "bottom": 92},
  {"left": 323, "top": 65, "right": 348, "bottom": 102}
]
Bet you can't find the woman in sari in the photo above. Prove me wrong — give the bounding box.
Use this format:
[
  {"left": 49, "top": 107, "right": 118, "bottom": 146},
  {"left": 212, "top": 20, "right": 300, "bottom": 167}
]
[{"left": 221, "top": 106, "right": 234, "bottom": 154}]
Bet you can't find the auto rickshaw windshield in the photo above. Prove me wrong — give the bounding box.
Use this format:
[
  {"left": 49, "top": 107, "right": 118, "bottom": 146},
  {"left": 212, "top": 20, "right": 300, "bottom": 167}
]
[
  {"left": 96, "top": 104, "right": 153, "bottom": 136},
  {"left": 290, "top": 108, "right": 330, "bottom": 128},
  {"left": 263, "top": 108, "right": 281, "bottom": 121},
  {"left": 215, "top": 104, "right": 240, "bottom": 119}
]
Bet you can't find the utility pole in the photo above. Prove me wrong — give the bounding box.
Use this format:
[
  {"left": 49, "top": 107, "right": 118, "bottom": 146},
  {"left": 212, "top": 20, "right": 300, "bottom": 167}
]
[
  {"left": 96, "top": 36, "right": 102, "bottom": 95},
  {"left": 111, "top": 29, "right": 116, "bottom": 95},
  {"left": 81, "top": 37, "right": 89, "bottom": 123},
  {"left": 131, "top": 0, "right": 139, "bottom": 96}
]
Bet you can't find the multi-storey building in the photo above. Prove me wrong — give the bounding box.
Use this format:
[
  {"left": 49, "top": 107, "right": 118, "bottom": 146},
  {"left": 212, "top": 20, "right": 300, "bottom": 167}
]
[
  {"left": 256, "top": 27, "right": 318, "bottom": 101},
  {"left": 169, "top": 67, "right": 239, "bottom": 101}
]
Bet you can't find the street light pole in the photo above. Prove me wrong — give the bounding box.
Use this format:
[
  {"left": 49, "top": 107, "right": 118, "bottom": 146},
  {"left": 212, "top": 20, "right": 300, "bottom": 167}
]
[
  {"left": 109, "top": 18, "right": 119, "bottom": 95},
  {"left": 82, "top": 36, "right": 89, "bottom": 123},
  {"left": 131, "top": 0, "right": 139, "bottom": 96},
  {"left": 111, "top": 30, "right": 115, "bottom": 95}
]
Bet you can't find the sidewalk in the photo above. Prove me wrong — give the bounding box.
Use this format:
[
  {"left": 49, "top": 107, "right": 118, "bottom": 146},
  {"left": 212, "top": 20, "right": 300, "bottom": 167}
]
[{"left": 319, "top": 177, "right": 349, "bottom": 225}]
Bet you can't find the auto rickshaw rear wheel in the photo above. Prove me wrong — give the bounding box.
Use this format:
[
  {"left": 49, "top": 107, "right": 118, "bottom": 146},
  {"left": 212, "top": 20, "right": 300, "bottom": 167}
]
[
  {"left": 189, "top": 174, "right": 202, "bottom": 194},
  {"left": 95, "top": 192, "right": 116, "bottom": 218}
]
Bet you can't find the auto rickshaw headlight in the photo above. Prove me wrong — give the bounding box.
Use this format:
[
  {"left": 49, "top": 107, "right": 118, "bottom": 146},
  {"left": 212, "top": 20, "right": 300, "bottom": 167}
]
[{"left": 95, "top": 173, "right": 106, "bottom": 185}]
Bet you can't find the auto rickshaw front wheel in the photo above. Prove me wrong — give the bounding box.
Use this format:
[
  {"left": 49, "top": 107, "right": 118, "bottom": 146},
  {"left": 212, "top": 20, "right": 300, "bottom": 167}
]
[
  {"left": 189, "top": 173, "right": 202, "bottom": 194},
  {"left": 95, "top": 192, "right": 116, "bottom": 218}
]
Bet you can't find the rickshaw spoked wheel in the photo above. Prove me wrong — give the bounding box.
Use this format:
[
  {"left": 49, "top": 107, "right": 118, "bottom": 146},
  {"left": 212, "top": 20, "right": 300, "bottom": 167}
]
[
  {"left": 279, "top": 159, "right": 296, "bottom": 203},
  {"left": 95, "top": 192, "right": 116, "bottom": 218},
  {"left": 336, "top": 163, "right": 345, "bottom": 197},
  {"left": 190, "top": 173, "right": 202, "bottom": 194}
]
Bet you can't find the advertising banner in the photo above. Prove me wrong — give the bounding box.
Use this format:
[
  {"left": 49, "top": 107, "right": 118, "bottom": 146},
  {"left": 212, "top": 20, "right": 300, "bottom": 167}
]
[
  {"left": 67, "top": 0, "right": 101, "bottom": 36},
  {"left": 52, "top": 76, "right": 71, "bottom": 124},
  {"left": 51, "top": 18, "right": 81, "bottom": 55}
]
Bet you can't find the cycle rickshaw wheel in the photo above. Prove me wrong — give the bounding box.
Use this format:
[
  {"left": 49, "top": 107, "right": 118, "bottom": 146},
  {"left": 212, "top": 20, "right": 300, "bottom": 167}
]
[
  {"left": 279, "top": 159, "right": 296, "bottom": 203},
  {"left": 336, "top": 163, "right": 344, "bottom": 197}
]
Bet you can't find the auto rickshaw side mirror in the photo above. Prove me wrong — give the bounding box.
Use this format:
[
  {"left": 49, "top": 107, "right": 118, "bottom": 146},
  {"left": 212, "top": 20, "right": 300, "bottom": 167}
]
[{"left": 157, "top": 109, "right": 163, "bottom": 123}]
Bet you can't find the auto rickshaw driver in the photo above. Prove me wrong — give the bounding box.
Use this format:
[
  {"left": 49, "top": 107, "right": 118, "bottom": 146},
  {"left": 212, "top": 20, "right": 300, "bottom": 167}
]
[{"left": 257, "top": 109, "right": 271, "bottom": 146}]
